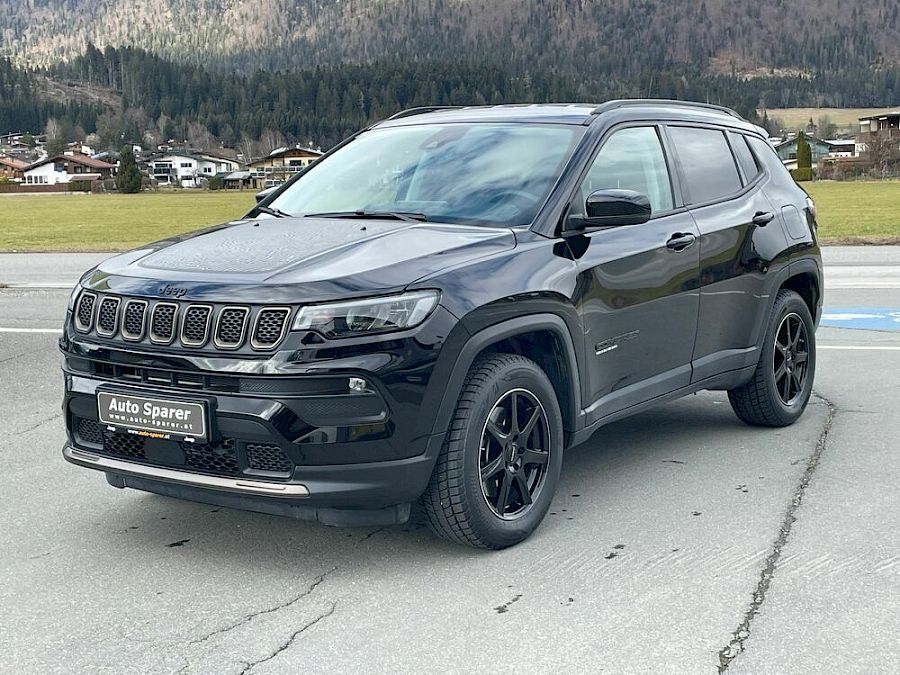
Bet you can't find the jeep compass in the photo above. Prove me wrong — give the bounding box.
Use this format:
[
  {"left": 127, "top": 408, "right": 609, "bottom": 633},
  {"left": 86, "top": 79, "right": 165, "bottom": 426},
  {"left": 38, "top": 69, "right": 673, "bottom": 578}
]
[{"left": 61, "top": 100, "right": 822, "bottom": 548}]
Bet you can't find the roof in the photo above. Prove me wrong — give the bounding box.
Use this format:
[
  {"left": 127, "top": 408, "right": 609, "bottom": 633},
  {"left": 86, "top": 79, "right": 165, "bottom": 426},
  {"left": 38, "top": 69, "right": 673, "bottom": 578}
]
[
  {"left": 374, "top": 100, "right": 754, "bottom": 130},
  {"left": 0, "top": 156, "right": 29, "bottom": 170},
  {"left": 26, "top": 153, "right": 116, "bottom": 171},
  {"left": 263, "top": 145, "right": 323, "bottom": 160},
  {"left": 858, "top": 111, "right": 900, "bottom": 121}
]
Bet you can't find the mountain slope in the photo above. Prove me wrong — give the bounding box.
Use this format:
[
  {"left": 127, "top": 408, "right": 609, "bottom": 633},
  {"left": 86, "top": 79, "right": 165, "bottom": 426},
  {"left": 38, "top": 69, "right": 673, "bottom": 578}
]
[{"left": 2, "top": 0, "right": 898, "bottom": 78}]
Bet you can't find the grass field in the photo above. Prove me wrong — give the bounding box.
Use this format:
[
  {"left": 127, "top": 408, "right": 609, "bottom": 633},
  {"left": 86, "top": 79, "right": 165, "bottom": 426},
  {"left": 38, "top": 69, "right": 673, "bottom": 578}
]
[
  {"left": 0, "top": 183, "right": 897, "bottom": 251},
  {"left": 761, "top": 107, "right": 897, "bottom": 130},
  {"left": 0, "top": 191, "right": 256, "bottom": 252}
]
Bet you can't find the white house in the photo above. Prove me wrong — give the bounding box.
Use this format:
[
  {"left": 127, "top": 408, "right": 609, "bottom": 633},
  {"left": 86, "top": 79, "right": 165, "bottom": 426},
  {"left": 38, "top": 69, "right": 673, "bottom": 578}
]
[
  {"left": 22, "top": 153, "right": 116, "bottom": 185},
  {"left": 149, "top": 152, "right": 239, "bottom": 187}
]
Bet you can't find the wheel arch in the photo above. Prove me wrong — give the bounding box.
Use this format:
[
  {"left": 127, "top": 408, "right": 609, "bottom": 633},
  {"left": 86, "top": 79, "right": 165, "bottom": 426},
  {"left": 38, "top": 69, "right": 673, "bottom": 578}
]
[
  {"left": 778, "top": 260, "right": 822, "bottom": 324},
  {"left": 428, "top": 313, "right": 584, "bottom": 443}
]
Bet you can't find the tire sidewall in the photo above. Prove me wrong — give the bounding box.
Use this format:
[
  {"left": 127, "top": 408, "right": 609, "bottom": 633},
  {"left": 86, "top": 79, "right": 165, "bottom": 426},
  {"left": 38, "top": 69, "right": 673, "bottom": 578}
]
[
  {"left": 460, "top": 358, "right": 564, "bottom": 547},
  {"left": 763, "top": 293, "right": 816, "bottom": 424}
]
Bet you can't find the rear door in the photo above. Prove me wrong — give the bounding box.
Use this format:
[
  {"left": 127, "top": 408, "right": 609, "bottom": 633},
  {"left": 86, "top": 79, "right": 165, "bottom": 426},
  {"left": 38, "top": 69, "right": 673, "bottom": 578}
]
[
  {"left": 571, "top": 125, "right": 701, "bottom": 421},
  {"left": 665, "top": 125, "right": 789, "bottom": 382}
]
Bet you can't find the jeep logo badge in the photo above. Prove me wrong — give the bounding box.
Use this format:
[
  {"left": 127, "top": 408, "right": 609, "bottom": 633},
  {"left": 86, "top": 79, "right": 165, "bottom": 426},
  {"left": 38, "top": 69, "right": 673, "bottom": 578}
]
[{"left": 158, "top": 284, "right": 188, "bottom": 298}]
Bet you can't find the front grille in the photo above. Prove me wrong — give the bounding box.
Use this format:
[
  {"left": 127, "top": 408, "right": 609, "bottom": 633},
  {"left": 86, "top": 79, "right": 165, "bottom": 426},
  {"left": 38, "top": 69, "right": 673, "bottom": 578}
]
[
  {"left": 75, "top": 292, "right": 96, "bottom": 332},
  {"left": 214, "top": 307, "right": 248, "bottom": 348},
  {"left": 246, "top": 443, "right": 292, "bottom": 473},
  {"left": 150, "top": 302, "right": 177, "bottom": 343},
  {"left": 182, "top": 439, "right": 238, "bottom": 475},
  {"left": 252, "top": 308, "right": 290, "bottom": 349},
  {"left": 74, "top": 293, "right": 292, "bottom": 351},
  {"left": 96, "top": 297, "right": 120, "bottom": 336},
  {"left": 122, "top": 300, "right": 147, "bottom": 340},
  {"left": 181, "top": 305, "right": 212, "bottom": 346},
  {"left": 76, "top": 417, "right": 103, "bottom": 445}
]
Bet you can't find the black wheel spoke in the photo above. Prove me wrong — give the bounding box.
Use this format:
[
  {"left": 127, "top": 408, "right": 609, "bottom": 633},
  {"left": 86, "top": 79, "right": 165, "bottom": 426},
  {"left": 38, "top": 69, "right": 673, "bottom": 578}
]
[
  {"left": 485, "top": 419, "right": 508, "bottom": 445},
  {"left": 496, "top": 471, "right": 512, "bottom": 514},
  {"left": 795, "top": 350, "right": 808, "bottom": 364},
  {"left": 520, "top": 407, "right": 542, "bottom": 440},
  {"left": 514, "top": 472, "right": 533, "bottom": 506},
  {"left": 481, "top": 454, "right": 505, "bottom": 481},
  {"left": 521, "top": 448, "right": 548, "bottom": 466}
]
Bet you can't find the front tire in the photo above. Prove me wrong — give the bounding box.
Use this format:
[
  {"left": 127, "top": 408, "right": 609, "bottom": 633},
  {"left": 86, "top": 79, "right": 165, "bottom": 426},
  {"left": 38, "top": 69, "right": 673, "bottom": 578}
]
[
  {"left": 728, "top": 289, "right": 816, "bottom": 427},
  {"left": 422, "top": 353, "right": 564, "bottom": 549}
]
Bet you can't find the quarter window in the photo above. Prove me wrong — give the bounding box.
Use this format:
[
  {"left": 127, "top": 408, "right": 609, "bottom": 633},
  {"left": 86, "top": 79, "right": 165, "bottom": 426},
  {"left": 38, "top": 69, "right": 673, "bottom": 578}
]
[
  {"left": 573, "top": 126, "right": 674, "bottom": 217},
  {"left": 729, "top": 132, "right": 761, "bottom": 183},
  {"left": 746, "top": 136, "right": 795, "bottom": 182},
  {"left": 668, "top": 126, "right": 742, "bottom": 204}
]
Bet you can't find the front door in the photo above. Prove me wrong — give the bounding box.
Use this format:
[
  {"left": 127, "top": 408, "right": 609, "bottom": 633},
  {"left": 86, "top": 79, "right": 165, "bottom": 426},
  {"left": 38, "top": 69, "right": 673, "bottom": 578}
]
[{"left": 569, "top": 125, "right": 700, "bottom": 422}]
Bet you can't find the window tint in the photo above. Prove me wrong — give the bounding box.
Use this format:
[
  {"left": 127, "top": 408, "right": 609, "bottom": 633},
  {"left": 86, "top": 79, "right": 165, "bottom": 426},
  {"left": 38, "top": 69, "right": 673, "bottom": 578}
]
[
  {"left": 573, "top": 126, "right": 673, "bottom": 216},
  {"left": 746, "top": 135, "right": 795, "bottom": 182},
  {"left": 668, "top": 126, "right": 742, "bottom": 204},
  {"left": 729, "top": 132, "right": 760, "bottom": 183}
]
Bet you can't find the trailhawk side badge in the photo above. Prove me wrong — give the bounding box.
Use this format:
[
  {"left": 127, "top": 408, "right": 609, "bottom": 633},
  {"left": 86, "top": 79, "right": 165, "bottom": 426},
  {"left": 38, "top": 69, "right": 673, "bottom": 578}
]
[{"left": 595, "top": 329, "right": 640, "bottom": 355}]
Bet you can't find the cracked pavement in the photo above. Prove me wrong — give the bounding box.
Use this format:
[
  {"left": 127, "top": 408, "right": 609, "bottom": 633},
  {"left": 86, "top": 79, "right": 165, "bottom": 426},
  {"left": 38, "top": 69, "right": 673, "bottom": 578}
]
[{"left": 2, "top": 253, "right": 899, "bottom": 673}]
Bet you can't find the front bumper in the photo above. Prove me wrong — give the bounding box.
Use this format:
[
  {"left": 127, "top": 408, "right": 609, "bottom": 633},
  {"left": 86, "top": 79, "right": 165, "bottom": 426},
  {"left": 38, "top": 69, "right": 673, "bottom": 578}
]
[{"left": 60, "top": 305, "right": 463, "bottom": 519}]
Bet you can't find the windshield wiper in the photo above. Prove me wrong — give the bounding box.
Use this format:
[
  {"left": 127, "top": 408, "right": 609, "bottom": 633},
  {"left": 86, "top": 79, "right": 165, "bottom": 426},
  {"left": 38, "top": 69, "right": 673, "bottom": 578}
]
[
  {"left": 303, "top": 210, "right": 427, "bottom": 223},
  {"left": 254, "top": 205, "right": 293, "bottom": 218}
]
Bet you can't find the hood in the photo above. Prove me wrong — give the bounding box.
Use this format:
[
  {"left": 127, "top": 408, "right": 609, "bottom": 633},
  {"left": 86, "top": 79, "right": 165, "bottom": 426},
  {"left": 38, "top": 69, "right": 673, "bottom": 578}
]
[{"left": 84, "top": 217, "right": 516, "bottom": 303}]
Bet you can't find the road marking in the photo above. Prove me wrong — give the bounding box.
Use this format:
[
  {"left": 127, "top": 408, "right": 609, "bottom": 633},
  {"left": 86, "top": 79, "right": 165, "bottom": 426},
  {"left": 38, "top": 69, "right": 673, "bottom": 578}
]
[
  {"left": 0, "top": 283, "right": 72, "bottom": 289},
  {"left": 0, "top": 327, "right": 63, "bottom": 334},
  {"left": 821, "top": 308, "right": 900, "bottom": 332},
  {"left": 819, "top": 345, "right": 900, "bottom": 351}
]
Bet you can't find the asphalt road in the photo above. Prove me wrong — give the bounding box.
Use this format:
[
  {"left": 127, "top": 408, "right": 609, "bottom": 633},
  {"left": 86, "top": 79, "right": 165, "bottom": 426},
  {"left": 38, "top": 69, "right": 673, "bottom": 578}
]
[{"left": 1, "top": 249, "right": 898, "bottom": 673}]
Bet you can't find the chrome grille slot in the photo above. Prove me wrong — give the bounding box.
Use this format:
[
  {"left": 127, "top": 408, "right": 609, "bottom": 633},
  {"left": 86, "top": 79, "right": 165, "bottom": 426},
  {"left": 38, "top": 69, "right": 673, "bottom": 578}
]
[
  {"left": 214, "top": 306, "right": 249, "bottom": 349},
  {"left": 181, "top": 305, "right": 213, "bottom": 347},
  {"left": 251, "top": 307, "right": 290, "bottom": 349},
  {"left": 96, "top": 296, "right": 120, "bottom": 337},
  {"left": 150, "top": 302, "right": 178, "bottom": 344},
  {"left": 121, "top": 300, "right": 147, "bottom": 340},
  {"left": 75, "top": 291, "right": 97, "bottom": 332}
]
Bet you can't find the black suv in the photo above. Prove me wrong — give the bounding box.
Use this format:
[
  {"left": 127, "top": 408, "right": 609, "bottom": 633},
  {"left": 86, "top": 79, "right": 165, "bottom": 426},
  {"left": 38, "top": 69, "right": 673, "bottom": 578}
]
[{"left": 62, "top": 100, "right": 822, "bottom": 548}]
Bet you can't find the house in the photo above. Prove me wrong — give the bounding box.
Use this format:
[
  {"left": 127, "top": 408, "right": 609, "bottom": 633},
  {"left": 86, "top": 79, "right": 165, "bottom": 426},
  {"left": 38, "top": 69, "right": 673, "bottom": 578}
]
[
  {"left": 0, "top": 156, "right": 29, "bottom": 182},
  {"left": 774, "top": 136, "right": 832, "bottom": 169},
  {"left": 221, "top": 170, "right": 254, "bottom": 189},
  {"left": 22, "top": 152, "right": 116, "bottom": 185},
  {"left": 824, "top": 139, "right": 856, "bottom": 158},
  {"left": 856, "top": 111, "right": 900, "bottom": 160},
  {"left": 148, "top": 152, "right": 240, "bottom": 187},
  {"left": 247, "top": 145, "right": 322, "bottom": 189}
]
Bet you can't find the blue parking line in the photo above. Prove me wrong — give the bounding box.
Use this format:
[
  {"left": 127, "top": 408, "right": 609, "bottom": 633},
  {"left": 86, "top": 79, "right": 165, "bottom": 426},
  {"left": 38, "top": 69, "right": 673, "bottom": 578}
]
[{"left": 821, "top": 308, "right": 900, "bottom": 332}]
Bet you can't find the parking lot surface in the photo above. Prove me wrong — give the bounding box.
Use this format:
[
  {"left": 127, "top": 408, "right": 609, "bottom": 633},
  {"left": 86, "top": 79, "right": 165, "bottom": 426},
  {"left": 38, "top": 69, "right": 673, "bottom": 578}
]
[{"left": 1, "top": 250, "right": 898, "bottom": 673}]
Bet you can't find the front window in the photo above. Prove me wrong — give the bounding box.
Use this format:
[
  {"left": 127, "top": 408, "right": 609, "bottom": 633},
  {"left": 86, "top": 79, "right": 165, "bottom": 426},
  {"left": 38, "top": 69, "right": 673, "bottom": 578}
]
[{"left": 268, "top": 123, "right": 584, "bottom": 226}]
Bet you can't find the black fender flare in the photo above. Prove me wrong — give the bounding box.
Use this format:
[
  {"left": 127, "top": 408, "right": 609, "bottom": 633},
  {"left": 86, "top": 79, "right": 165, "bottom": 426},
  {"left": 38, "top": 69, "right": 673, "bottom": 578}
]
[{"left": 427, "top": 313, "right": 584, "bottom": 442}]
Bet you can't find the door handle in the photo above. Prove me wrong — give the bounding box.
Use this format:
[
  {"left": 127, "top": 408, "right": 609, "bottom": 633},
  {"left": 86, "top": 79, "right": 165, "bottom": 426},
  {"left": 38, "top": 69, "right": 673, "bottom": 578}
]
[
  {"left": 666, "top": 232, "right": 696, "bottom": 251},
  {"left": 752, "top": 211, "right": 775, "bottom": 226}
]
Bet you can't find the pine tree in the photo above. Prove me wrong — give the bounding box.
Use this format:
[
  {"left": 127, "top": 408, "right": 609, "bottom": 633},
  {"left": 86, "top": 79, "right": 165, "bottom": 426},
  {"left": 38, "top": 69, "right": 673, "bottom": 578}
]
[
  {"left": 796, "top": 131, "right": 812, "bottom": 170},
  {"left": 115, "top": 146, "right": 142, "bottom": 193}
]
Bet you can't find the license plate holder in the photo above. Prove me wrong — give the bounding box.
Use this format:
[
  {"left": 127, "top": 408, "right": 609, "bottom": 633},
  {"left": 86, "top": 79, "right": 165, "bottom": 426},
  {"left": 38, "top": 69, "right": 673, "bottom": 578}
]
[{"left": 97, "top": 390, "right": 208, "bottom": 442}]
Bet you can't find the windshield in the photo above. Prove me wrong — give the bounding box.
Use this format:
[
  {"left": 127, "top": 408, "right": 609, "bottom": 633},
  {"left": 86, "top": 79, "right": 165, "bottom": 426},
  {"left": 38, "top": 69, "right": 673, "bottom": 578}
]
[{"left": 267, "top": 123, "right": 583, "bottom": 227}]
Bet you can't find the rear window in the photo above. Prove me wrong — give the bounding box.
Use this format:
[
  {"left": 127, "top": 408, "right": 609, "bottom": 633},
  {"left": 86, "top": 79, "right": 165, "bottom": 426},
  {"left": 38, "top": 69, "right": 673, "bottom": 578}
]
[
  {"left": 668, "top": 126, "right": 742, "bottom": 204},
  {"left": 729, "top": 132, "right": 761, "bottom": 183}
]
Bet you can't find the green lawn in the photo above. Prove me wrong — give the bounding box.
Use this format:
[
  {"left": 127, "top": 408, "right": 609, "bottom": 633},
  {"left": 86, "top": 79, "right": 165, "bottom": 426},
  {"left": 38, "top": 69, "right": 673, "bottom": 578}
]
[
  {"left": 0, "top": 182, "right": 897, "bottom": 251},
  {"left": 0, "top": 191, "right": 256, "bottom": 251},
  {"left": 804, "top": 181, "right": 900, "bottom": 243}
]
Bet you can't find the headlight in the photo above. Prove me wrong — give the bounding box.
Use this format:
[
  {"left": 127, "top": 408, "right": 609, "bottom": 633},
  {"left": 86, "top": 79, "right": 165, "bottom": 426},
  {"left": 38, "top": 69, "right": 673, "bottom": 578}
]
[
  {"left": 67, "top": 282, "right": 84, "bottom": 311},
  {"left": 292, "top": 290, "right": 440, "bottom": 338}
]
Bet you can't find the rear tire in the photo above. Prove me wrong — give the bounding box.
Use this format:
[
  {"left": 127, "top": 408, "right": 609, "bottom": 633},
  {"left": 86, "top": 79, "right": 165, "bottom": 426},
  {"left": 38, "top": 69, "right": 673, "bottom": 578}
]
[
  {"left": 728, "top": 289, "right": 816, "bottom": 427},
  {"left": 421, "top": 353, "right": 564, "bottom": 549}
]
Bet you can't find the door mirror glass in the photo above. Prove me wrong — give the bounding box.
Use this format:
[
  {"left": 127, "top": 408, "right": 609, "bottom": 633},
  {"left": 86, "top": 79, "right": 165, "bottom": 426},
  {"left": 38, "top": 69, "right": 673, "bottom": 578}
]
[{"left": 567, "top": 189, "right": 651, "bottom": 231}]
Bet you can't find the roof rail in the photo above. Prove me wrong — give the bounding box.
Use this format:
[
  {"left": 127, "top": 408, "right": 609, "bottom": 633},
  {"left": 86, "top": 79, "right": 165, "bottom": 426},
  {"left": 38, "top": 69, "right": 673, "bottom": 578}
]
[
  {"left": 592, "top": 99, "right": 744, "bottom": 120},
  {"left": 387, "top": 106, "right": 465, "bottom": 120}
]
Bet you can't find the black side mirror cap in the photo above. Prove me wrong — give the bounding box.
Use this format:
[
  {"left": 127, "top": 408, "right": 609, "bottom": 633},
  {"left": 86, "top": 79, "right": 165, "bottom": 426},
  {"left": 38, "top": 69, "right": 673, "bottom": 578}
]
[
  {"left": 564, "top": 189, "right": 652, "bottom": 233},
  {"left": 255, "top": 186, "right": 277, "bottom": 204}
]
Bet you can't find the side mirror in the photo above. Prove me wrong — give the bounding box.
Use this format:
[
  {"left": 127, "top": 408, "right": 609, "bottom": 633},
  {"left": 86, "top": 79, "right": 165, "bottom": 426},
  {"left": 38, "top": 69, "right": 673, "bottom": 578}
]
[
  {"left": 566, "top": 189, "right": 652, "bottom": 232},
  {"left": 255, "top": 186, "right": 277, "bottom": 203}
]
